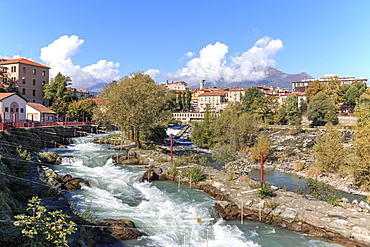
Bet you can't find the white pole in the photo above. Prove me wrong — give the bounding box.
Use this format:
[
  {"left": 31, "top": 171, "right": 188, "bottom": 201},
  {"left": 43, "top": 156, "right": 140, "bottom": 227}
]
[
  {"left": 178, "top": 175, "right": 181, "bottom": 192},
  {"left": 206, "top": 229, "right": 209, "bottom": 247},
  {"left": 241, "top": 201, "right": 244, "bottom": 224}
]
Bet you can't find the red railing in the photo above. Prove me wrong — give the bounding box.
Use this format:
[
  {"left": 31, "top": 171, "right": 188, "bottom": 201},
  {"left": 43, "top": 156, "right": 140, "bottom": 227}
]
[{"left": 0, "top": 121, "right": 94, "bottom": 131}]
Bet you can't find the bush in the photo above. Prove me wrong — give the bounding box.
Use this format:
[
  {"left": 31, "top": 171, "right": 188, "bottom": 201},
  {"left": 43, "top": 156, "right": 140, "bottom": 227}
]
[
  {"left": 304, "top": 178, "right": 340, "bottom": 206},
  {"left": 250, "top": 134, "right": 273, "bottom": 162},
  {"left": 184, "top": 167, "right": 206, "bottom": 184},
  {"left": 257, "top": 182, "right": 276, "bottom": 199},
  {"left": 13, "top": 196, "right": 77, "bottom": 246}
]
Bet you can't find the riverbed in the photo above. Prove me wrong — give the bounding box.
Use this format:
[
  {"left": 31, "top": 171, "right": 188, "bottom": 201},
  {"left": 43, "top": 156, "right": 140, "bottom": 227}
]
[{"left": 49, "top": 133, "right": 343, "bottom": 246}]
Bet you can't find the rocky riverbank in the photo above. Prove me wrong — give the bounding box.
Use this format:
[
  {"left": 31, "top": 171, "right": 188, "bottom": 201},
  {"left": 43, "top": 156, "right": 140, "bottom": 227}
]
[{"left": 128, "top": 145, "right": 370, "bottom": 247}]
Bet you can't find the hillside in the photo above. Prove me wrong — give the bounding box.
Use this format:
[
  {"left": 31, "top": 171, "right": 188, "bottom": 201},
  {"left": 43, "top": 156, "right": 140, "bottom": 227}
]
[{"left": 219, "top": 67, "right": 313, "bottom": 89}]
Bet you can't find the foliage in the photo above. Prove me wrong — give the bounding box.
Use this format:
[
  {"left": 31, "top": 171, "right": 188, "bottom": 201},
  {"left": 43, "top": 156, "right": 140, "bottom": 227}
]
[
  {"left": 304, "top": 178, "right": 340, "bottom": 206},
  {"left": 306, "top": 80, "right": 325, "bottom": 103},
  {"left": 140, "top": 125, "right": 167, "bottom": 146},
  {"left": 266, "top": 201, "right": 279, "bottom": 210},
  {"left": 176, "top": 90, "right": 192, "bottom": 111},
  {"left": 257, "top": 182, "right": 276, "bottom": 199},
  {"left": 13, "top": 196, "right": 77, "bottom": 246},
  {"left": 98, "top": 72, "right": 175, "bottom": 148},
  {"left": 190, "top": 105, "right": 214, "bottom": 148},
  {"left": 250, "top": 96, "right": 278, "bottom": 124},
  {"left": 241, "top": 86, "right": 264, "bottom": 113},
  {"left": 313, "top": 124, "right": 347, "bottom": 173},
  {"left": 343, "top": 81, "right": 367, "bottom": 110},
  {"left": 67, "top": 99, "right": 97, "bottom": 121},
  {"left": 43, "top": 72, "right": 76, "bottom": 116},
  {"left": 184, "top": 167, "right": 206, "bottom": 184},
  {"left": 277, "top": 94, "right": 302, "bottom": 125},
  {"left": 307, "top": 92, "right": 338, "bottom": 126},
  {"left": 211, "top": 104, "right": 257, "bottom": 155},
  {"left": 16, "top": 145, "right": 31, "bottom": 161},
  {"left": 353, "top": 88, "right": 370, "bottom": 190},
  {"left": 250, "top": 134, "right": 273, "bottom": 162}
]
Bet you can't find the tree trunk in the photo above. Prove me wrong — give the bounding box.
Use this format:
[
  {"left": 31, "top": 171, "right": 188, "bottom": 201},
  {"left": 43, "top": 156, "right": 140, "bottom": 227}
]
[{"left": 135, "top": 129, "right": 140, "bottom": 148}]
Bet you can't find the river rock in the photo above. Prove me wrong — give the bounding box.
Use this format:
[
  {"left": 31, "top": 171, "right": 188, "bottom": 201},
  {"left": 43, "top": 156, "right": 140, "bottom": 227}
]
[
  {"left": 57, "top": 174, "right": 89, "bottom": 191},
  {"left": 94, "top": 219, "right": 148, "bottom": 244},
  {"left": 281, "top": 207, "right": 298, "bottom": 223}
]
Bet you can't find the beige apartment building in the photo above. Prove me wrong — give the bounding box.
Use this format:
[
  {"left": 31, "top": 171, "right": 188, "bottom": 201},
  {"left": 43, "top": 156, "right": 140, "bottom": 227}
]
[{"left": 0, "top": 58, "right": 50, "bottom": 106}]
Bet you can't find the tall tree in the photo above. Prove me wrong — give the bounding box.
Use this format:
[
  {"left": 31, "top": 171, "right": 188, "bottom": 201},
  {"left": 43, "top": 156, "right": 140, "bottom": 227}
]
[
  {"left": 306, "top": 80, "right": 325, "bottom": 103},
  {"left": 277, "top": 94, "right": 302, "bottom": 125},
  {"left": 241, "top": 86, "right": 264, "bottom": 113},
  {"left": 250, "top": 96, "right": 278, "bottom": 124},
  {"left": 313, "top": 124, "right": 347, "bottom": 173},
  {"left": 98, "top": 72, "right": 175, "bottom": 147},
  {"left": 191, "top": 105, "right": 214, "bottom": 148},
  {"left": 344, "top": 81, "right": 367, "bottom": 110},
  {"left": 353, "top": 88, "right": 370, "bottom": 190},
  {"left": 307, "top": 92, "right": 338, "bottom": 126},
  {"left": 67, "top": 99, "right": 97, "bottom": 121},
  {"left": 43, "top": 72, "right": 75, "bottom": 116}
]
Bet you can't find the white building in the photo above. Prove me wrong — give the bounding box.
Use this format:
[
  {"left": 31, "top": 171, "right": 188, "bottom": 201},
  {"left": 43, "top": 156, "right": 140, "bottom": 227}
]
[
  {"left": 0, "top": 92, "right": 27, "bottom": 122},
  {"left": 26, "top": 102, "right": 56, "bottom": 122},
  {"left": 292, "top": 74, "right": 368, "bottom": 93}
]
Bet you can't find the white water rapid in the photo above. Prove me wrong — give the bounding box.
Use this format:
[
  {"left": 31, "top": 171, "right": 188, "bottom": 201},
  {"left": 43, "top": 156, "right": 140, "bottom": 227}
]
[{"left": 50, "top": 133, "right": 343, "bottom": 247}]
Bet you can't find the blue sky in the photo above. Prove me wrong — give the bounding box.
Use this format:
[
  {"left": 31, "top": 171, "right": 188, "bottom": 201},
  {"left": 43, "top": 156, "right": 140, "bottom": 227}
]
[{"left": 2, "top": 0, "right": 370, "bottom": 89}]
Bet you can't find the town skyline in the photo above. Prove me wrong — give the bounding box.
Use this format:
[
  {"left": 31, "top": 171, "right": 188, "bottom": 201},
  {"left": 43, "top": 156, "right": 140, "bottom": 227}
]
[{"left": 2, "top": 1, "right": 370, "bottom": 89}]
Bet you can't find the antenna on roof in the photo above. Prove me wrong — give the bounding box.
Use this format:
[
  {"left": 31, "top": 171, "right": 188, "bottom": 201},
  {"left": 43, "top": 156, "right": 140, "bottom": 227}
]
[{"left": 18, "top": 45, "right": 22, "bottom": 57}]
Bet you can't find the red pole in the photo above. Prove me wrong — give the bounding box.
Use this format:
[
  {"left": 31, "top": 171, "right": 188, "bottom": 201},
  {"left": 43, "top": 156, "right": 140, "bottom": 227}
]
[
  {"left": 170, "top": 134, "right": 173, "bottom": 164},
  {"left": 260, "top": 151, "right": 264, "bottom": 186}
]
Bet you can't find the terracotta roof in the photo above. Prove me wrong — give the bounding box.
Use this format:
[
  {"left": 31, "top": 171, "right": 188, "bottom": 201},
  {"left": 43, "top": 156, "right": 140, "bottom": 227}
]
[
  {"left": 199, "top": 91, "right": 227, "bottom": 96},
  {"left": 0, "top": 92, "right": 17, "bottom": 101},
  {"left": 280, "top": 92, "right": 306, "bottom": 97},
  {"left": 27, "top": 102, "right": 56, "bottom": 114},
  {"left": 0, "top": 58, "right": 51, "bottom": 69}
]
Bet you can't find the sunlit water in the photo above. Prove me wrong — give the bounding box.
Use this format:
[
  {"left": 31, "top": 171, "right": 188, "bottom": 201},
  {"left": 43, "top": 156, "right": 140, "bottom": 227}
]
[{"left": 50, "top": 133, "right": 343, "bottom": 247}]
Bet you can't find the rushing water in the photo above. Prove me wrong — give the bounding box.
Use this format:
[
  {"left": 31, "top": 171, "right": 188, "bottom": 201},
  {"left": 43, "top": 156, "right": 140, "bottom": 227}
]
[{"left": 50, "top": 133, "right": 343, "bottom": 247}]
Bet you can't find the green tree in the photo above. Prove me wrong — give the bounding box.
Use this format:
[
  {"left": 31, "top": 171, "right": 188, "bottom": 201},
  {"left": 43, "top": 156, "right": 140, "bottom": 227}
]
[
  {"left": 191, "top": 105, "right": 214, "bottom": 148},
  {"left": 241, "top": 86, "right": 264, "bottom": 113},
  {"left": 13, "top": 196, "right": 76, "bottom": 246},
  {"left": 353, "top": 88, "right": 370, "bottom": 190},
  {"left": 43, "top": 73, "right": 76, "bottom": 116},
  {"left": 324, "top": 76, "right": 344, "bottom": 108},
  {"left": 344, "top": 81, "right": 367, "bottom": 110},
  {"left": 313, "top": 124, "right": 347, "bottom": 173},
  {"left": 67, "top": 99, "right": 97, "bottom": 121},
  {"left": 277, "top": 94, "right": 302, "bottom": 125},
  {"left": 211, "top": 104, "right": 257, "bottom": 155},
  {"left": 250, "top": 96, "right": 278, "bottom": 124},
  {"left": 98, "top": 72, "right": 175, "bottom": 147},
  {"left": 307, "top": 92, "right": 338, "bottom": 126}
]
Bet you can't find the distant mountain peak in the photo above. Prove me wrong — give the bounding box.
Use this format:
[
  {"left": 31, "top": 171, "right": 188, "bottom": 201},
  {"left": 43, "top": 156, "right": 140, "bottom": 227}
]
[{"left": 220, "top": 67, "right": 313, "bottom": 89}]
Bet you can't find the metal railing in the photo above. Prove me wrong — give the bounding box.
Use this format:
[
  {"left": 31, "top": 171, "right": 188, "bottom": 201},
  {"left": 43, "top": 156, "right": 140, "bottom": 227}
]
[{"left": 0, "top": 121, "right": 94, "bottom": 130}]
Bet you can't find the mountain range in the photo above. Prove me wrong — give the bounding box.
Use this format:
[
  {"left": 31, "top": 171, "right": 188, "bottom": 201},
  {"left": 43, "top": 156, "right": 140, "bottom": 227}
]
[
  {"left": 87, "top": 67, "right": 314, "bottom": 93},
  {"left": 218, "top": 67, "right": 313, "bottom": 90}
]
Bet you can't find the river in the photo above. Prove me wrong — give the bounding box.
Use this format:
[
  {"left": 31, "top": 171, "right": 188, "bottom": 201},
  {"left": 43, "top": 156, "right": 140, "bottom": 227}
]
[{"left": 50, "top": 133, "right": 343, "bottom": 247}]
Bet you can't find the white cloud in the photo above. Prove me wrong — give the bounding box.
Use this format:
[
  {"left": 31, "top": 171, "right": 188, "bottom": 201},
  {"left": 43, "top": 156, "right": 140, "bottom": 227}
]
[
  {"left": 178, "top": 51, "right": 195, "bottom": 62},
  {"left": 157, "top": 36, "right": 284, "bottom": 86},
  {"left": 40, "top": 35, "right": 119, "bottom": 89},
  {"left": 145, "top": 69, "right": 160, "bottom": 79}
]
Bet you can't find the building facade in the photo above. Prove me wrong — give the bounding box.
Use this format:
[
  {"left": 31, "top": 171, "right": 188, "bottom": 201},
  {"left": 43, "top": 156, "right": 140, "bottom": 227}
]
[
  {"left": 0, "top": 92, "right": 27, "bottom": 122},
  {"left": 0, "top": 58, "right": 50, "bottom": 106},
  {"left": 292, "top": 74, "right": 368, "bottom": 93}
]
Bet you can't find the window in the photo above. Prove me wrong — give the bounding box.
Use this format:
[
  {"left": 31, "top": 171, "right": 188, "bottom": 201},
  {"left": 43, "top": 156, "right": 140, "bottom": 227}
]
[
  {"left": 42, "top": 80, "right": 46, "bottom": 86},
  {"left": 22, "top": 88, "right": 26, "bottom": 95},
  {"left": 23, "top": 67, "right": 26, "bottom": 73},
  {"left": 33, "top": 68, "right": 36, "bottom": 75},
  {"left": 32, "top": 90, "right": 36, "bottom": 96},
  {"left": 22, "top": 77, "right": 26, "bottom": 84},
  {"left": 42, "top": 70, "right": 46, "bottom": 76},
  {"left": 16, "top": 108, "right": 19, "bottom": 113},
  {"left": 5, "top": 107, "right": 8, "bottom": 112},
  {"left": 10, "top": 108, "right": 13, "bottom": 112},
  {"left": 20, "top": 108, "right": 24, "bottom": 113},
  {"left": 10, "top": 66, "right": 16, "bottom": 73},
  {"left": 33, "top": 79, "right": 36, "bottom": 85}
]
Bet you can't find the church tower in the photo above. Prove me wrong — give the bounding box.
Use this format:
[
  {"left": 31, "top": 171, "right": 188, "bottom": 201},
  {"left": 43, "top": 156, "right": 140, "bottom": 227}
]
[{"left": 200, "top": 79, "right": 205, "bottom": 90}]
